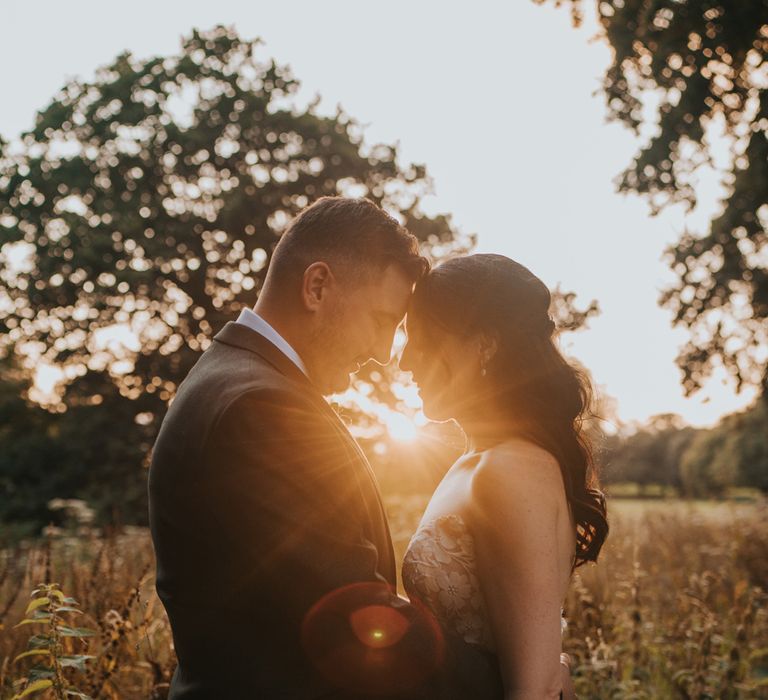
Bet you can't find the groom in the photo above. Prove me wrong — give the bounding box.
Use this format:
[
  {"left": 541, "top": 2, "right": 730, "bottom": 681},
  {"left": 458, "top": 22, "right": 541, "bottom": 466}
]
[{"left": 148, "top": 197, "right": 503, "bottom": 699}]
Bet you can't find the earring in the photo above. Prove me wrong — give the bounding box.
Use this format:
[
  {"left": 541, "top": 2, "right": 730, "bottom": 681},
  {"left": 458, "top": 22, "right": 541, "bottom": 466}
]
[{"left": 480, "top": 363, "right": 487, "bottom": 378}]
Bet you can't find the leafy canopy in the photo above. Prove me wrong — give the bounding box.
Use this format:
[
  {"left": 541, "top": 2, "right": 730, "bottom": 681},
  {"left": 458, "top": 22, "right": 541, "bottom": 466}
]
[
  {"left": 0, "top": 26, "right": 457, "bottom": 415},
  {"left": 543, "top": 1, "right": 768, "bottom": 395}
]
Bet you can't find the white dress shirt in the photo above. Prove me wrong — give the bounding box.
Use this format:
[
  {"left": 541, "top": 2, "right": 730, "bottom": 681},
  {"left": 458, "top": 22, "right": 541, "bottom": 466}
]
[{"left": 235, "top": 308, "right": 308, "bottom": 377}]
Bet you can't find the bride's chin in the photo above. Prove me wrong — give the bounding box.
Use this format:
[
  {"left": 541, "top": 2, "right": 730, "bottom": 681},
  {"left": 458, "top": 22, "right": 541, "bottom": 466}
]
[{"left": 420, "top": 395, "right": 450, "bottom": 423}]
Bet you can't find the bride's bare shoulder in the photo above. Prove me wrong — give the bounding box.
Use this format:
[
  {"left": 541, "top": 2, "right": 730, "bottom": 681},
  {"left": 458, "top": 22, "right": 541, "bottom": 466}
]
[{"left": 469, "top": 439, "right": 563, "bottom": 511}]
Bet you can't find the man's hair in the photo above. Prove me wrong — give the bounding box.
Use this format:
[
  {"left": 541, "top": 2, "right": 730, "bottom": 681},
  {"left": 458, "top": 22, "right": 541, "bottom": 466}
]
[{"left": 266, "top": 197, "right": 429, "bottom": 292}]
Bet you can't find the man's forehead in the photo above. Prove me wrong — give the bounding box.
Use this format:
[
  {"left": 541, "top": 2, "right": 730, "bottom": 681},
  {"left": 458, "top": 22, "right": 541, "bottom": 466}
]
[
  {"left": 369, "top": 264, "right": 414, "bottom": 315},
  {"left": 371, "top": 295, "right": 411, "bottom": 324}
]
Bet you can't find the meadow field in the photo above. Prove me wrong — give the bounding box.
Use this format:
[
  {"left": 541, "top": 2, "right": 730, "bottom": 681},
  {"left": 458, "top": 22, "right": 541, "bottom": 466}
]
[{"left": 1, "top": 497, "right": 766, "bottom": 699}]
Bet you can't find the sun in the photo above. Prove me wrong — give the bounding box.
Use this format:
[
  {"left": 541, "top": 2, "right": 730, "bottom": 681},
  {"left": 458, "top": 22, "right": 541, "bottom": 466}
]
[{"left": 385, "top": 411, "right": 419, "bottom": 442}]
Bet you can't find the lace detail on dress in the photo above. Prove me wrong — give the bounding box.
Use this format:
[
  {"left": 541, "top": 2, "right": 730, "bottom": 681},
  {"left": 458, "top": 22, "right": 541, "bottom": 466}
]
[
  {"left": 402, "top": 514, "right": 494, "bottom": 649},
  {"left": 402, "top": 513, "right": 567, "bottom": 650}
]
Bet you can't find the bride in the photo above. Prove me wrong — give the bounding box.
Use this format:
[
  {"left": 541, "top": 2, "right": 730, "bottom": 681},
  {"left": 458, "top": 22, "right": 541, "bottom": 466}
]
[{"left": 399, "top": 254, "right": 609, "bottom": 699}]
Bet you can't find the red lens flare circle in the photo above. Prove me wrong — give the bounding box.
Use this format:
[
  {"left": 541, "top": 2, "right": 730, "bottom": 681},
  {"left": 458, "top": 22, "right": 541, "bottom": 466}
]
[{"left": 301, "top": 582, "right": 444, "bottom": 696}]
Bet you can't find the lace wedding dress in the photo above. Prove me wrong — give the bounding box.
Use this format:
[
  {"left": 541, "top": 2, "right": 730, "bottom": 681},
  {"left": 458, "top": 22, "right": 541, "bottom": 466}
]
[
  {"left": 403, "top": 514, "right": 494, "bottom": 648},
  {"left": 402, "top": 513, "right": 567, "bottom": 651}
]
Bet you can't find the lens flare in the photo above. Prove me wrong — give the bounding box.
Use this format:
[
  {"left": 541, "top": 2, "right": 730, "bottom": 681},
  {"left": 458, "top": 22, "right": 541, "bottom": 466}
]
[
  {"left": 301, "top": 582, "right": 444, "bottom": 695},
  {"left": 349, "top": 604, "right": 409, "bottom": 648}
]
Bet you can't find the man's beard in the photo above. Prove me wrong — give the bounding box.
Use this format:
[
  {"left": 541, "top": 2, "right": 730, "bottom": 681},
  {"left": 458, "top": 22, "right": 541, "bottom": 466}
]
[{"left": 307, "top": 322, "right": 354, "bottom": 396}]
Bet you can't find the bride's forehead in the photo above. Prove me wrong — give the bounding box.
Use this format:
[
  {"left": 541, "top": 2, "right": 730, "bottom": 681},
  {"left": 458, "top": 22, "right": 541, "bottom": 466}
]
[{"left": 402, "top": 314, "right": 434, "bottom": 343}]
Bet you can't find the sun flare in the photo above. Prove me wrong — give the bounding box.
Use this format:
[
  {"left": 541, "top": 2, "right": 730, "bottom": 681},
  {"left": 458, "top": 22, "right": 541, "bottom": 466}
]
[{"left": 385, "top": 411, "right": 419, "bottom": 442}]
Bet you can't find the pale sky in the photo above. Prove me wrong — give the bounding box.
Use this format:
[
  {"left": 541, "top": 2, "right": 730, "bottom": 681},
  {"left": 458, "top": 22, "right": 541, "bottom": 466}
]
[{"left": 1, "top": 0, "right": 758, "bottom": 427}]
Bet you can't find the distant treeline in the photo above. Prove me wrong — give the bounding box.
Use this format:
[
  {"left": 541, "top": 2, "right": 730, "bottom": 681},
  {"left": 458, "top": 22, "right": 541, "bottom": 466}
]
[{"left": 600, "top": 400, "right": 768, "bottom": 497}]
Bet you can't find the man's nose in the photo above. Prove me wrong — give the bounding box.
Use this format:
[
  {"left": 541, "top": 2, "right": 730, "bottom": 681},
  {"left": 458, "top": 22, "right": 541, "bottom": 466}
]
[{"left": 369, "top": 335, "right": 393, "bottom": 366}]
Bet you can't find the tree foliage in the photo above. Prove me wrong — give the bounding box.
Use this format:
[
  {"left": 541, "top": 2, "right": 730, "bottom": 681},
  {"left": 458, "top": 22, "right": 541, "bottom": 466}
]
[
  {"left": 0, "top": 26, "right": 451, "bottom": 421},
  {"left": 0, "top": 355, "right": 152, "bottom": 527},
  {"left": 679, "top": 400, "right": 768, "bottom": 496},
  {"left": 602, "top": 403, "right": 768, "bottom": 496},
  {"left": 602, "top": 413, "right": 697, "bottom": 491},
  {"left": 545, "top": 0, "right": 768, "bottom": 396}
]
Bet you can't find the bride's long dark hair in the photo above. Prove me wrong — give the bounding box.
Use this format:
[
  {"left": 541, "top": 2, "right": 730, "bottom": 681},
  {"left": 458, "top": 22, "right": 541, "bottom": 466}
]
[{"left": 409, "top": 254, "right": 608, "bottom": 567}]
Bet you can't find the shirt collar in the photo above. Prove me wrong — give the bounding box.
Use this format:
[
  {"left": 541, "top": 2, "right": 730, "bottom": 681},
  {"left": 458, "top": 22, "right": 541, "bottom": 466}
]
[{"left": 235, "top": 308, "right": 309, "bottom": 377}]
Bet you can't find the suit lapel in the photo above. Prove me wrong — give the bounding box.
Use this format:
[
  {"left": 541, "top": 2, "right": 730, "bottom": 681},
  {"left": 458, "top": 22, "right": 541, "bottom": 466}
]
[
  {"left": 213, "top": 321, "right": 311, "bottom": 387},
  {"left": 320, "top": 407, "right": 397, "bottom": 584},
  {"left": 213, "top": 321, "right": 397, "bottom": 585}
]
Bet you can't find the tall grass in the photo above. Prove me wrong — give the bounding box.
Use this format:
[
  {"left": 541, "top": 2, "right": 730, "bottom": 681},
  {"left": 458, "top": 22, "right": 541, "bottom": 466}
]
[
  {"left": 1, "top": 500, "right": 766, "bottom": 699},
  {"left": 561, "top": 501, "right": 768, "bottom": 698}
]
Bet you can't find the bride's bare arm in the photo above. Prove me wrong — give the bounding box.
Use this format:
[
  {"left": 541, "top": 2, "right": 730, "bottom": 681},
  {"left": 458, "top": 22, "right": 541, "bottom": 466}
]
[{"left": 468, "top": 446, "right": 570, "bottom": 699}]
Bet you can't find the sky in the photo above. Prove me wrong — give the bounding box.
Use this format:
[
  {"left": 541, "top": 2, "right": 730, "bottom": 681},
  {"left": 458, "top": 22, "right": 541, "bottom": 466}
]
[{"left": 1, "top": 0, "right": 758, "bottom": 427}]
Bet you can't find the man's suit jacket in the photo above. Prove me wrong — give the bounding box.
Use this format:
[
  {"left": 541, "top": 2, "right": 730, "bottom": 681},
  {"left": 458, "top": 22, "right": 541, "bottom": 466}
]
[{"left": 148, "top": 321, "right": 502, "bottom": 699}]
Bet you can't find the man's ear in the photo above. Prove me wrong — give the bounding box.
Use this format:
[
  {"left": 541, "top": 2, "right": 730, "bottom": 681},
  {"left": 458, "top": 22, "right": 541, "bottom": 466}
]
[{"left": 301, "top": 262, "right": 334, "bottom": 311}]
